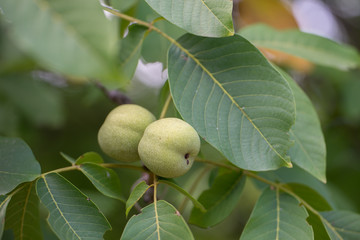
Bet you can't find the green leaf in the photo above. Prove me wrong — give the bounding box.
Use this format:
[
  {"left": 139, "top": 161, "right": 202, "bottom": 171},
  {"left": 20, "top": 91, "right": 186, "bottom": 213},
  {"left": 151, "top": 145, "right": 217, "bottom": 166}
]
[
  {"left": 121, "top": 200, "right": 194, "bottom": 240},
  {"left": 189, "top": 170, "right": 245, "bottom": 228},
  {"left": 125, "top": 181, "right": 151, "bottom": 217},
  {"left": 240, "top": 187, "right": 314, "bottom": 240},
  {"left": 36, "top": 173, "right": 111, "bottom": 240},
  {"left": 79, "top": 163, "right": 125, "bottom": 202},
  {"left": 111, "top": 0, "right": 138, "bottom": 12},
  {"left": 75, "top": 152, "right": 104, "bottom": 165},
  {"left": 0, "top": 75, "right": 64, "bottom": 128},
  {"left": 145, "top": 0, "right": 234, "bottom": 37},
  {"left": 0, "top": 195, "right": 11, "bottom": 238},
  {"left": 0, "top": 0, "right": 122, "bottom": 83},
  {"left": 119, "top": 24, "right": 147, "bottom": 80},
  {"left": 240, "top": 24, "right": 360, "bottom": 70},
  {"left": 168, "top": 34, "right": 295, "bottom": 171},
  {"left": 279, "top": 69, "right": 326, "bottom": 183},
  {"left": 5, "top": 183, "right": 43, "bottom": 240},
  {"left": 158, "top": 180, "right": 206, "bottom": 213},
  {"left": 284, "top": 183, "right": 331, "bottom": 211},
  {"left": 59, "top": 152, "right": 75, "bottom": 165},
  {"left": 0, "top": 137, "right": 41, "bottom": 195},
  {"left": 320, "top": 210, "right": 360, "bottom": 240},
  {"left": 307, "top": 211, "right": 330, "bottom": 240}
]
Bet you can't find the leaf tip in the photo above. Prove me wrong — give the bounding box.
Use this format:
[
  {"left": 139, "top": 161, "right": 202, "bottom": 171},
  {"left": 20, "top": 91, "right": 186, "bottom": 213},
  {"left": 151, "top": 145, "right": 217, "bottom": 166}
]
[
  {"left": 285, "top": 161, "right": 293, "bottom": 168},
  {"left": 319, "top": 175, "right": 327, "bottom": 184}
]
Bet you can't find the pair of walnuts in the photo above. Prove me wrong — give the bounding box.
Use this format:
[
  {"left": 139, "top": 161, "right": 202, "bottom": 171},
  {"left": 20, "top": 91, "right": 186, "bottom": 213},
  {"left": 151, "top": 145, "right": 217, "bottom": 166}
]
[{"left": 97, "top": 104, "right": 200, "bottom": 178}]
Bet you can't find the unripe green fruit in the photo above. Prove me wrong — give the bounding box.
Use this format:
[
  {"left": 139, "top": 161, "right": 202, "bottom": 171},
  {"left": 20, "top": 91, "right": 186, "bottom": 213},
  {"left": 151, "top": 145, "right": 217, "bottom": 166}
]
[
  {"left": 98, "top": 104, "right": 156, "bottom": 162},
  {"left": 138, "top": 118, "right": 200, "bottom": 178}
]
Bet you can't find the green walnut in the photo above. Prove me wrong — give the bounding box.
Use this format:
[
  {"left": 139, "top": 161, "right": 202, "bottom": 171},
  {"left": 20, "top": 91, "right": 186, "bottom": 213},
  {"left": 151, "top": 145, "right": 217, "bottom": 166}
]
[
  {"left": 138, "top": 118, "right": 200, "bottom": 178},
  {"left": 98, "top": 104, "right": 156, "bottom": 162}
]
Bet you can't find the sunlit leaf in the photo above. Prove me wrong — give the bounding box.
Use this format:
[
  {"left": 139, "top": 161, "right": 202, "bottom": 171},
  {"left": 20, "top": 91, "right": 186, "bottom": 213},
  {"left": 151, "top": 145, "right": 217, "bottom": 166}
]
[
  {"left": 0, "top": 0, "right": 122, "bottom": 83},
  {"left": 5, "top": 183, "right": 42, "bottom": 240},
  {"left": 0, "top": 137, "right": 41, "bottom": 195},
  {"left": 121, "top": 200, "right": 194, "bottom": 240},
  {"left": 125, "top": 181, "right": 150, "bottom": 217},
  {"left": 279, "top": 68, "right": 326, "bottom": 182},
  {"left": 240, "top": 187, "right": 314, "bottom": 240},
  {"left": 146, "top": 0, "right": 234, "bottom": 37},
  {"left": 75, "top": 152, "right": 104, "bottom": 165},
  {"left": 158, "top": 180, "right": 206, "bottom": 213},
  {"left": 0, "top": 195, "right": 11, "bottom": 238},
  {"left": 36, "top": 173, "right": 111, "bottom": 240},
  {"left": 189, "top": 170, "right": 245, "bottom": 227},
  {"left": 168, "top": 34, "right": 295, "bottom": 171},
  {"left": 321, "top": 210, "right": 360, "bottom": 240},
  {"left": 240, "top": 24, "right": 360, "bottom": 70},
  {"left": 80, "top": 163, "right": 125, "bottom": 202}
]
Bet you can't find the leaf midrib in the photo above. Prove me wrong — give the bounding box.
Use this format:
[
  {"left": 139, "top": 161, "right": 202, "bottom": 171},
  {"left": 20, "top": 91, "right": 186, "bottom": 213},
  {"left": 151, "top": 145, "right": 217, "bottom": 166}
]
[
  {"left": 173, "top": 40, "right": 290, "bottom": 165},
  {"left": 42, "top": 175, "right": 81, "bottom": 240},
  {"left": 20, "top": 183, "right": 33, "bottom": 240}
]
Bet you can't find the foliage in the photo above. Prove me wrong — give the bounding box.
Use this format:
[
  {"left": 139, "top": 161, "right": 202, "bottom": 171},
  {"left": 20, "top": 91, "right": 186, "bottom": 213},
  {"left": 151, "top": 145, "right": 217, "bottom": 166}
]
[{"left": 1, "top": 0, "right": 360, "bottom": 239}]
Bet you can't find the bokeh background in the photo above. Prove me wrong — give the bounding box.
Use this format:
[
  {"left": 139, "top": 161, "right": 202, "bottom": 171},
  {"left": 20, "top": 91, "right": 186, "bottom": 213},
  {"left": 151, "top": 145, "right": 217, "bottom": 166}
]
[{"left": 1, "top": 0, "right": 360, "bottom": 239}]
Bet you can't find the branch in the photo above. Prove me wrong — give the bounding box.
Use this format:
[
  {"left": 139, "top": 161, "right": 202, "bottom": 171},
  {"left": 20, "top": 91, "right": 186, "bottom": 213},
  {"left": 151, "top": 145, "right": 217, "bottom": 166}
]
[{"left": 95, "top": 81, "right": 131, "bottom": 105}]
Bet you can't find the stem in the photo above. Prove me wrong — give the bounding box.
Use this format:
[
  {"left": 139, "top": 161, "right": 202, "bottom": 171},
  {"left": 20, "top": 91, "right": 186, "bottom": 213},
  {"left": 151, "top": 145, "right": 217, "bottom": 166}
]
[
  {"left": 102, "top": 5, "right": 179, "bottom": 47},
  {"left": 178, "top": 166, "right": 211, "bottom": 213},
  {"left": 100, "top": 163, "right": 146, "bottom": 172},
  {"left": 243, "top": 170, "right": 336, "bottom": 234},
  {"left": 159, "top": 94, "right": 172, "bottom": 119},
  {"left": 40, "top": 162, "right": 146, "bottom": 177},
  {"left": 41, "top": 165, "right": 80, "bottom": 177},
  {"left": 195, "top": 158, "right": 240, "bottom": 172},
  {"left": 194, "top": 158, "right": 335, "bottom": 232},
  {"left": 153, "top": 174, "right": 161, "bottom": 239}
]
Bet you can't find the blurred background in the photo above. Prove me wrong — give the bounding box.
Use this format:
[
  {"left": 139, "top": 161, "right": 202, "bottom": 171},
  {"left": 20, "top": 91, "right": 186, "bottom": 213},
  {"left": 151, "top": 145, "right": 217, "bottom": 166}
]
[{"left": 1, "top": 0, "right": 360, "bottom": 239}]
